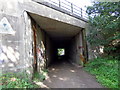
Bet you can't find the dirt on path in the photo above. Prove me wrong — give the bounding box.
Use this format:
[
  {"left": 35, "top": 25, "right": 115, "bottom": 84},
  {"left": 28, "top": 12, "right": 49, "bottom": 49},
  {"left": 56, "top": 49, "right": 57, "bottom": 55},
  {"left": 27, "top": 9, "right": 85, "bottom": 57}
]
[{"left": 43, "top": 60, "right": 103, "bottom": 88}]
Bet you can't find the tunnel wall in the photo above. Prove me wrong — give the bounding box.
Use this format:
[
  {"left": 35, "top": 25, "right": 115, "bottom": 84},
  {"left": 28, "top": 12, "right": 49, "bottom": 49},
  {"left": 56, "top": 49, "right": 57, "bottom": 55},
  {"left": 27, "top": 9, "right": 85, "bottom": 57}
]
[
  {"left": 67, "top": 31, "right": 84, "bottom": 65},
  {"left": 34, "top": 23, "right": 46, "bottom": 73},
  {"left": 45, "top": 35, "right": 55, "bottom": 67},
  {"left": 31, "top": 17, "right": 55, "bottom": 71}
]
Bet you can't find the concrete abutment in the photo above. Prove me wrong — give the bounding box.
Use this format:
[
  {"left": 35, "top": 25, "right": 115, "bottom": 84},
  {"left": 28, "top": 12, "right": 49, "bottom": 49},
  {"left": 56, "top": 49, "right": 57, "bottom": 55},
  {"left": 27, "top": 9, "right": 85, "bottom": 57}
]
[
  {"left": 0, "top": 0, "right": 88, "bottom": 78},
  {"left": 30, "top": 14, "right": 87, "bottom": 70}
]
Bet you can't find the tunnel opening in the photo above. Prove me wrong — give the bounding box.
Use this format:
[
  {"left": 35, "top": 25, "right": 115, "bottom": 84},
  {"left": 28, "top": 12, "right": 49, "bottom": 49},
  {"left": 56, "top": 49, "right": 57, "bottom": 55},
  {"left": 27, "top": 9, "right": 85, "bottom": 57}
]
[
  {"left": 29, "top": 12, "right": 87, "bottom": 72},
  {"left": 57, "top": 48, "right": 65, "bottom": 60},
  {"left": 57, "top": 48, "right": 65, "bottom": 56},
  {"left": 49, "top": 39, "right": 71, "bottom": 66}
]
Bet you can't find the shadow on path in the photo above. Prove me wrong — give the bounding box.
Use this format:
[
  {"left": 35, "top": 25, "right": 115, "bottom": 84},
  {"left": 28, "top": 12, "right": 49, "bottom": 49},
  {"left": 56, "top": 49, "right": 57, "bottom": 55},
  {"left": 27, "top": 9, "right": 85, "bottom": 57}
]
[{"left": 43, "top": 60, "right": 103, "bottom": 88}]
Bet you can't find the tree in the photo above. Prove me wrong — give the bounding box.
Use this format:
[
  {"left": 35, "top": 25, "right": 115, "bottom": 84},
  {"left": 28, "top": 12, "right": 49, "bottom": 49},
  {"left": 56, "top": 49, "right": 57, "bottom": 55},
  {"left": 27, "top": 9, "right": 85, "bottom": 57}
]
[{"left": 86, "top": 2, "right": 120, "bottom": 59}]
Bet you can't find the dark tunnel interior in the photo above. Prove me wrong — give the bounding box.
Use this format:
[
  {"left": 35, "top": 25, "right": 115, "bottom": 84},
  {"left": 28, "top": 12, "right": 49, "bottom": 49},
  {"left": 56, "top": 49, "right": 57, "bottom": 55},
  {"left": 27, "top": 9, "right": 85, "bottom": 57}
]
[
  {"left": 49, "top": 39, "right": 71, "bottom": 66},
  {"left": 29, "top": 13, "right": 85, "bottom": 68},
  {"left": 45, "top": 35, "right": 79, "bottom": 67}
]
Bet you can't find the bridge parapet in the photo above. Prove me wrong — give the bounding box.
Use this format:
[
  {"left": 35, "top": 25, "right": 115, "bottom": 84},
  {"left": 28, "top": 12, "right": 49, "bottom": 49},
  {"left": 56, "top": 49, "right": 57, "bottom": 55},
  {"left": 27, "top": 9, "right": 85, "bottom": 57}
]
[{"left": 32, "top": 0, "right": 88, "bottom": 21}]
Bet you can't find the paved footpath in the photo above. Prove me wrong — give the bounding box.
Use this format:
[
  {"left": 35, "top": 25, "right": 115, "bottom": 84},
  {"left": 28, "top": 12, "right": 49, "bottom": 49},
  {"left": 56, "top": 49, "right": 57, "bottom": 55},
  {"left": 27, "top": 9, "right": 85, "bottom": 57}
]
[{"left": 43, "top": 60, "right": 104, "bottom": 88}]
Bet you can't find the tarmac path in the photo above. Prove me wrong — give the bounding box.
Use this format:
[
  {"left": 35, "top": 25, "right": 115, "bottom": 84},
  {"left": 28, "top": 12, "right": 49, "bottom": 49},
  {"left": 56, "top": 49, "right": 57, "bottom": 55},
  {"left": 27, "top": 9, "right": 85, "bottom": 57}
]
[{"left": 43, "top": 60, "right": 103, "bottom": 88}]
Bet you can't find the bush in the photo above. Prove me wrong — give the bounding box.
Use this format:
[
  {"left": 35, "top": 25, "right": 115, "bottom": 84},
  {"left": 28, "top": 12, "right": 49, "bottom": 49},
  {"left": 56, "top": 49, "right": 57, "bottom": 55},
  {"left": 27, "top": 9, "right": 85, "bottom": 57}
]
[{"left": 84, "top": 58, "right": 118, "bottom": 88}]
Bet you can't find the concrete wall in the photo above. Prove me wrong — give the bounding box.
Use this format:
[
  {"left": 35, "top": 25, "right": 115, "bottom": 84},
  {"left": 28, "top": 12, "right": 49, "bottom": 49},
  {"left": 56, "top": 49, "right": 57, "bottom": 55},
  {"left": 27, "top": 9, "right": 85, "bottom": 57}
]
[
  {"left": 45, "top": 36, "right": 52, "bottom": 67},
  {"left": 0, "top": 0, "right": 88, "bottom": 77},
  {"left": 45, "top": 34, "right": 55, "bottom": 67},
  {"left": 31, "top": 19, "right": 55, "bottom": 72},
  {"left": 21, "top": 0, "right": 87, "bottom": 29},
  {"left": 0, "top": 0, "right": 33, "bottom": 78},
  {"left": 23, "top": 12, "right": 33, "bottom": 78},
  {"left": 33, "top": 21, "right": 46, "bottom": 73},
  {"left": 0, "top": 14, "right": 25, "bottom": 72},
  {"left": 67, "top": 30, "right": 84, "bottom": 65}
]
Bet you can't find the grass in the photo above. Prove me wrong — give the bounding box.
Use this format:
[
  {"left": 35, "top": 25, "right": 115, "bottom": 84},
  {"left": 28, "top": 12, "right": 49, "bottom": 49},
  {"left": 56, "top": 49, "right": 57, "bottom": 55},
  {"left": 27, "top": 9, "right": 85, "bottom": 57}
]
[
  {"left": 1, "top": 69, "right": 48, "bottom": 88},
  {"left": 1, "top": 72, "right": 39, "bottom": 88},
  {"left": 84, "top": 57, "right": 118, "bottom": 88},
  {"left": 33, "top": 72, "right": 46, "bottom": 82}
]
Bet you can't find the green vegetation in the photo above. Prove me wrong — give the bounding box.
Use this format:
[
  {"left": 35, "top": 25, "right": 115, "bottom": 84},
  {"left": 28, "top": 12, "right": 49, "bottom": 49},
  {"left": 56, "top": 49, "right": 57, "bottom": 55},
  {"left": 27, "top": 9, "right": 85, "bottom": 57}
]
[
  {"left": 57, "top": 48, "right": 65, "bottom": 56},
  {"left": 85, "top": 2, "right": 119, "bottom": 88},
  {"left": 86, "top": 2, "right": 120, "bottom": 59},
  {"left": 84, "top": 58, "right": 118, "bottom": 88},
  {"left": 1, "top": 69, "right": 48, "bottom": 88},
  {"left": 1, "top": 72, "right": 39, "bottom": 88},
  {"left": 33, "top": 69, "right": 48, "bottom": 82}
]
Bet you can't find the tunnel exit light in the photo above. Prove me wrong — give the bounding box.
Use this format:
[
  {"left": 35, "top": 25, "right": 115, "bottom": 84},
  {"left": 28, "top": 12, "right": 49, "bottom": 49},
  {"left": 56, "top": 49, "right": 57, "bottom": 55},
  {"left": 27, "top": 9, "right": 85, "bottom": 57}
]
[{"left": 57, "top": 48, "right": 65, "bottom": 56}]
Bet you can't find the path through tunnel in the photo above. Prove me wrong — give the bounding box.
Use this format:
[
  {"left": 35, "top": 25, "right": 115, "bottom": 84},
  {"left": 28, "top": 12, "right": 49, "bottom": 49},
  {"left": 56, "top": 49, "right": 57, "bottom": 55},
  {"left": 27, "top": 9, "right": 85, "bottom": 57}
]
[
  {"left": 29, "top": 12, "right": 87, "bottom": 70},
  {"left": 49, "top": 38, "right": 74, "bottom": 66}
]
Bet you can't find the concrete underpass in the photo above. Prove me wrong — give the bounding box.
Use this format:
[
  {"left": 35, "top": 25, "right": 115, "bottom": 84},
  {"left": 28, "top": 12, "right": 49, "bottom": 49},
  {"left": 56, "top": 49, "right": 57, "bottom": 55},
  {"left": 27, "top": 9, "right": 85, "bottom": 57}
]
[
  {"left": 29, "top": 12, "right": 88, "bottom": 70},
  {"left": 0, "top": 0, "right": 104, "bottom": 88},
  {"left": 0, "top": 0, "right": 88, "bottom": 75},
  {"left": 28, "top": 13, "right": 104, "bottom": 88}
]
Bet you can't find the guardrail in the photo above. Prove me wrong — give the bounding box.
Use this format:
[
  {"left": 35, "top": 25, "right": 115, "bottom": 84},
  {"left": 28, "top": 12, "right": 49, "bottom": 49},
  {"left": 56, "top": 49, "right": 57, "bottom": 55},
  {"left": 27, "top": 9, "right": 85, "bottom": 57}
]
[{"left": 32, "top": 0, "right": 88, "bottom": 21}]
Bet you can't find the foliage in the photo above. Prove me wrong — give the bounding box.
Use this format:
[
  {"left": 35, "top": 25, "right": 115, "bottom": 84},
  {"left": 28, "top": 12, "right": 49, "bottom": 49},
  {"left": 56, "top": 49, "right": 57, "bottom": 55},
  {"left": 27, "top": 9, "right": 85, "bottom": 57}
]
[
  {"left": 58, "top": 48, "right": 65, "bottom": 56},
  {"left": 84, "top": 58, "right": 118, "bottom": 88},
  {"left": 0, "top": 72, "right": 39, "bottom": 88},
  {"left": 86, "top": 3, "right": 119, "bottom": 88},
  {"left": 33, "top": 72, "right": 46, "bottom": 82},
  {"left": 0, "top": 69, "right": 48, "bottom": 88},
  {"left": 86, "top": 2, "right": 120, "bottom": 57}
]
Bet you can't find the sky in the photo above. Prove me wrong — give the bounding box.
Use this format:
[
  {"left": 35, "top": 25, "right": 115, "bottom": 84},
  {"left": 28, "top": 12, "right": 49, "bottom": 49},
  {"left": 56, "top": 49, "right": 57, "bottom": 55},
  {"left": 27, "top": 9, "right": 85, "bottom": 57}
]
[
  {"left": 50, "top": 0, "right": 93, "bottom": 10},
  {"left": 68, "top": 0, "right": 93, "bottom": 9},
  {"left": 49, "top": 0, "right": 93, "bottom": 17}
]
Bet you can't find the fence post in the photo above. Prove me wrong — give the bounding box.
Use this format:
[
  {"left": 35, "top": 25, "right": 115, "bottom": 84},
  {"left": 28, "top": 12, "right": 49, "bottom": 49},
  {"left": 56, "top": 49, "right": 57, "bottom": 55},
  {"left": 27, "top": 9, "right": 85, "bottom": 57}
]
[
  {"left": 71, "top": 3, "right": 73, "bottom": 13},
  {"left": 81, "top": 8, "right": 82, "bottom": 17},
  {"left": 58, "top": 0, "right": 61, "bottom": 7}
]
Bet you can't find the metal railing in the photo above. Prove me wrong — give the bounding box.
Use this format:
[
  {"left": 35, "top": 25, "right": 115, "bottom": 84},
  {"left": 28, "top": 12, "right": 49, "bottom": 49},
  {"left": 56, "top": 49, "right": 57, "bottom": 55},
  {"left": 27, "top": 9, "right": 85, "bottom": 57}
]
[{"left": 32, "top": 0, "right": 88, "bottom": 21}]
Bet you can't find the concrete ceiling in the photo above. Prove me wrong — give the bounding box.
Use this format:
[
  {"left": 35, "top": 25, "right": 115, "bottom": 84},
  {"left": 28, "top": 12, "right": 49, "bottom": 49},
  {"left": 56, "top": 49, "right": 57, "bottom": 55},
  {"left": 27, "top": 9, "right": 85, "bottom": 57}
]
[{"left": 29, "top": 13, "right": 82, "bottom": 40}]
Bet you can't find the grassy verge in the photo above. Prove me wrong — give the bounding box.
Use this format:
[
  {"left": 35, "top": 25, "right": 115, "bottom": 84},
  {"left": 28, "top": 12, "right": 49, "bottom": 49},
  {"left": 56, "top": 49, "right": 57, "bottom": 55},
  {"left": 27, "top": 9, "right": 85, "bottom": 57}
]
[
  {"left": 84, "top": 57, "right": 118, "bottom": 88},
  {"left": 0, "top": 72, "right": 39, "bottom": 88},
  {"left": 1, "top": 69, "right": 48, "bottom": 88}
]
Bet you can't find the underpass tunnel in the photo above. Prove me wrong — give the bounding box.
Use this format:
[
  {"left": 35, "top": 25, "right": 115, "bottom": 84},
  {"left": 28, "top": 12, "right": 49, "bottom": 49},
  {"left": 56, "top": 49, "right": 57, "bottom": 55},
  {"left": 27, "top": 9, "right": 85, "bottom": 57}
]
[
  {"left": 29, "top": 13, "right": 87, "bottom": 71},
  {"left": 45, "top": 31, "right": 86, "bottom": 67},
  {"left": 50, "top": 39, "right": 72, "bottom": 65},
  {"left": 47, "top": 31, "right": 87, "bottom": 67},
  {"left": 45, "top": 37, "right": 72, "bottom": 67}
]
